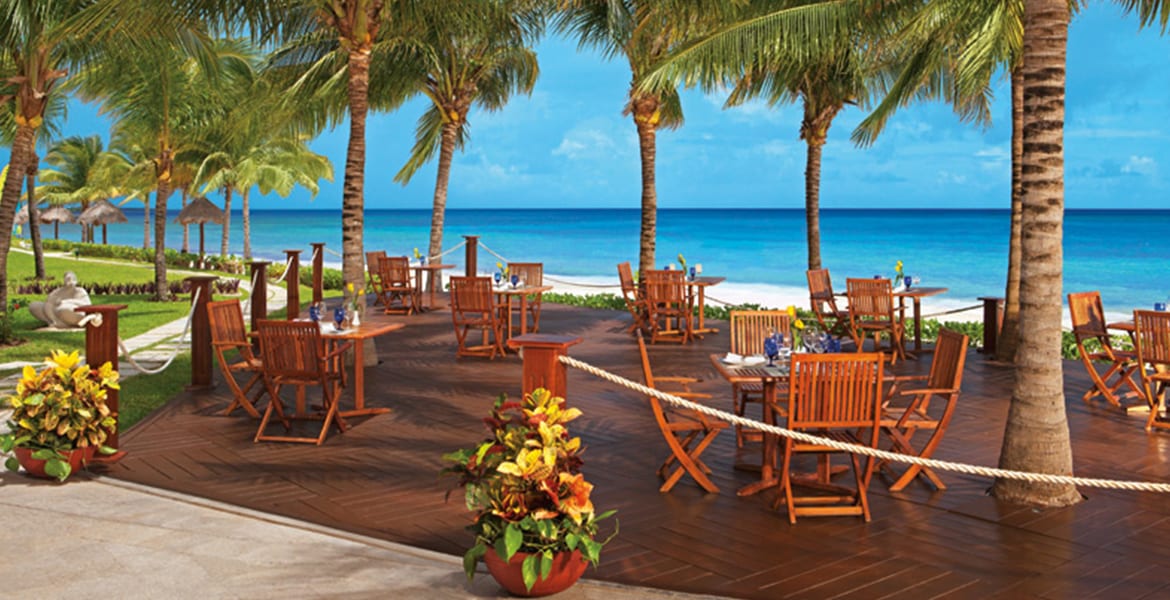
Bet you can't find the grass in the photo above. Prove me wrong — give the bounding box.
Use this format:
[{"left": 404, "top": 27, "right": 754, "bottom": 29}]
[{"left": 117, "top": 353, "right": 192, "bottom": 431}]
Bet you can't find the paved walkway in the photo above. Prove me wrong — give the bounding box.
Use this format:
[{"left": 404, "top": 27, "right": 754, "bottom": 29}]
[{"left": 0, "top": 473, "right": 714, "bottom": 599}]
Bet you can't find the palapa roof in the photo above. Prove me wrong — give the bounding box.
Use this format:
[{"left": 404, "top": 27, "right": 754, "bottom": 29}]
[
  {"left": 39, "top": 205, "right": 76, "bottom": 224},
  {"left": 13, "top": 204, "right": 28, "bottom": 225},
  {"left": 173, "top": 197, "right": 225, "bottom": 225},
  {"left": 77, "top": 199, "right": 129, "bottom": 226}
]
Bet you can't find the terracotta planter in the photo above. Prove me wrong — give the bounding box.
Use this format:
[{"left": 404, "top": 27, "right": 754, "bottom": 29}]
[
  {"left": 13, "top": 446, "right": 93, "bottom": 480},
  {"left": 483, "top": 548, "right": 588, "bottom": 597}
]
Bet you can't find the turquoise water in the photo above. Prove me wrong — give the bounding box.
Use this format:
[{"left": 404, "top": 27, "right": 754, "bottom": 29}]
[{"left": 59, "top": 208, "right": 1170, "bottom": 311}]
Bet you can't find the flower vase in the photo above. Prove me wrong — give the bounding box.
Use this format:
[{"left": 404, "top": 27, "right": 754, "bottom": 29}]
[
  {"left": 350, "top": 305, "right": 361, "bottom": 327},
  {"left": 483, "top": 549, "right": 588, "bottom": 597}
]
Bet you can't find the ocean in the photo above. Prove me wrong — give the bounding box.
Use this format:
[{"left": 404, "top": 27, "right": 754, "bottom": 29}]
[{"left": 52, "top": 208, "right": 1170, "bottom": 316}]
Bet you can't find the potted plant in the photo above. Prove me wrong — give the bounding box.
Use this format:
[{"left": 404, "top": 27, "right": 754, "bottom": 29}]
[
  {"left": 444, "top": 388, "right": 616, "bottom": 597},
  {"left": 0, "top": 350, "right": 118, "bottom": 482}
]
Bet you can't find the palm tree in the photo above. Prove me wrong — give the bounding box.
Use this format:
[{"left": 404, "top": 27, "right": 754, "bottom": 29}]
[
  {"left": 555, "top": 2, "right": 728, "bottom": 276},
  {"left": 40, "top": 135, "right": 112, "bottom": 242},
  {"left": 393, "top": 2, "right": 540, "bottom": 263}
]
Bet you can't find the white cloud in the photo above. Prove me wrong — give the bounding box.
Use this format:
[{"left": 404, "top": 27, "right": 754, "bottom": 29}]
[
  {"left": 936, "top": 170, "right": 968, "bottom": 185},
  {"left": 975, "top": 146, "right": 1010, "bottom": 170},
  {"left": 551, "top": 127, "right": 617, "bottom": 160},
  {"left": 1122, "top": 155, "right": 1157, "bottom": 176},
  {"left": 757, "top": 139, "right": 790, "bottom": 157}
]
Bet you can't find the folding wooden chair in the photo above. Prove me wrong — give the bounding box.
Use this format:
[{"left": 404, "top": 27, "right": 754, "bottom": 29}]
[
  {"left": 207, "top": 299, "right": 265, "bottom": 418},
  {"left": 254, "top": 320, "right": 352, "bottom": 445},
  {"left": 366, "top": 250, "right": 387, "bottom": 306},
  {"left": 729, "top": 310, "right": 791, "bottom": 447},
  {"left": 507, "top": 262, "right": 544, "bottom": 333},
  {"left": 617, "top": 261, "right": 649, "bottom": 334},
  {"left": 644, "top": 269, "right": 692, "bottom": 344},
  {"left": 1133, "top": 310, "right": 1170, "bottom": 432},
  {"left": 637, "top": 331, "right": 729, "bottom": 493},
  {"left": 377, "top": 255, "right": 421, "bottom": 314},
  {"left": 1068, "top": 291, "right": 1143, "bottom": 411},
  {"left": 449, "top": 276, "right": 506, "bottom": 359},
  {"left": 775, "top": 352, "right": 883, "bottom": 523},
  {"left": 847, "top": 278, "right": 905, "bottom": 363},
  {"left": 877, "top": 328, "right": 968, "bottom": 492},
  {"left": 807, "top": 269, "right": 851, "bottom": 338}
]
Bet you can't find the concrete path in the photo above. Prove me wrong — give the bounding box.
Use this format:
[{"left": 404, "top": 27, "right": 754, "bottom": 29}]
[{"left": 0, "top": 473, "right": 716, "bottom": 599}]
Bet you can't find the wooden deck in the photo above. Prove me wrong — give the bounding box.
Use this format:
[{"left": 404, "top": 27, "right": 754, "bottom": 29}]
[{"left": 103, "top": 302, "right": 1170, "bottom": 599}]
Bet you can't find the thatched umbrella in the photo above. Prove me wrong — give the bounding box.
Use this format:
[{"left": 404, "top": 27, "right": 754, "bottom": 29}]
[
  {"left": 173, "top": 196, "right": 224, "bottom": 258},
  {"left": 13, "top": 204, "right": 28, "bottom": 226},
  {"left": 77, "top": 199, "right": 129, "bottom": 244},
  {"left": 39, "top": 205, "right": 75, "bottom": 240}
]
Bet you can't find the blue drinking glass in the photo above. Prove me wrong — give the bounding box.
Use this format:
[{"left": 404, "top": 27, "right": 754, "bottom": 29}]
[
  {"left": 904, "top": 276, "right": 913, "bottom": 290},
  {"left": 333, "top": 306, "right": 346, "bottom": 329},
  {"left": 511, "top": 274, "right": 520, "bottom": 288},
  {"left": 763, "top": 336, "right": 779, "bottom": 367},
  {"left": 689, "top": 266, "right": 696, "bottom": 281},
  {"left": 308, "top": 304, "right": 320, "bottom": 322},
  {"left": 494, "top": 272, "right": 502, "bottom": 286},
  {"left": 1157, "top": 302, "right": 1168, "bottom": 312}
]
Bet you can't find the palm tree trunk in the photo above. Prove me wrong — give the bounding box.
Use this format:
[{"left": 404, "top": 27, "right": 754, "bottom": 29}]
[
  {"left": 143, "top": 200, "right": 150, "bottom": 249},
  {"left": 242, "top": 187, "right": 252, "bottom": 261},
  {"left": 0, "top": 124, "right": 35, "bottom": 311},
  {"left": 633, "top": 101, "right": 658, "bottom": 276},
  {"left": 996, "top": 67, "right": 1025, "bottom": 362},
  {"left": 26, "top": 149, "right": 45, "bottom": 280},
  {"left": 154, "top": 151, "right": 173, "bottom": 302},
  {"left": 181, "top": 186, "right": 190, "bottom": 253},
  {"left": 428, "top": 121, "right": 460, "bottom": 262},
  {"left": 341, "top": 48, "right": 371, "bottom": 292},
  {"left": 220, "top": 185, "right": 232, "bottom": 258},
  {"left": 804, "top": 139, "right": 824, "bottom": 271},
  {"left": 992, "top": 0, "right": 1080, "bottom": 507}
]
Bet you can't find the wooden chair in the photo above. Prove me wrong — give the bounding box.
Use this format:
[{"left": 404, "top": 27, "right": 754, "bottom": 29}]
[
  {"left": 846, "top": 278, "right": 905, "bottom": 363},
  {"left": 728, "top": 310, "right": 791, "bottom": 447},
  {"left": 377, "top": 255, "right": 421, "bottom": 314},
  {"left": 449, "top": 276, "right": 506, "bottom": 359},
  {"left": 254, "top": 320, "right": 352, "bottom": 445},
  {"left": 1068, "top": 291, "right": 1143, "bottom": 411},
  {"left": 807, "top": 269, "right": 850, "bottom": 338},
  {"left": 1133, "top": 310, "right": 1170, "bottom": 432},
  {"left": 775, "top": 352, "right": 884, "bottom": 523},
  {"left": 643, "top": 269, "right": 692, "bottom": 344},
  {"left": 877, "top": 327, "right": 968, "bottom": 492},
  {"left": 365, "top": 250, "right": 387, "bottom": 306},
  {"left": 617, "top": 261, "right": 649, "bottom": 334},
  {"left": 207, "top": 299, "right": 265, "bottom": 418},
  {"left": 507, "top": 262, "right": 544, "bottom": 333},
  {"left": 637, "top": 330, "right": 729, "bottom": 493}
]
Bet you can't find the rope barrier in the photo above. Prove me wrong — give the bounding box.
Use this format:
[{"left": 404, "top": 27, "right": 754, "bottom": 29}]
[
  {"left": 82, "top": 287, "right": 202, "bottom": 375},
  {"left": 920, "top": 304, "right": 982, "bottom": 319},
  {"left": 431, "top": 240, "right": 466, "bottom": 261},
  {"left": 557, "top": 354, "right": 1170, "bottom": 493},
  {"left": 543, "top": 275, "right": 622, "bottom": 290},
  {"left": 324, "top": 247, "right": 344, "bottom": 259},
  {"left": 240, "top": 268, "right": 261, "bottom": 318},
  {"left": 477, "top": 241, "right": 510, "bottom": 265},
  {"left": 272, "top": 255, "right": 294, "bottom": 284}
]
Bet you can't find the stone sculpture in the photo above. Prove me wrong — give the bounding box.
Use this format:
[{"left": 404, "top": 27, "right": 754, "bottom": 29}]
[{"left": 29, "top": 271, "right": 92, "bottom": 328}]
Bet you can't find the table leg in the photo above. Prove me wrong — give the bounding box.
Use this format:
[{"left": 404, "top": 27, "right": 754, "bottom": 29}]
[
  {"left": 519, "top": 295, "right": 529, "bottom": 335},
  {"left": 339, "top": 338, "right": 390, "bottom": 417},
  {"left": 738, "top": 380, "right": 780, "bottom": 496},
  {"left": 429, "top": 271, "right": 439, "bottom": 307},
  {"left": 415, "top": 269, "right": 426, "bottom": 311},
  {"left": 913, "top": 298, "right": 923, "bottom": 352}
]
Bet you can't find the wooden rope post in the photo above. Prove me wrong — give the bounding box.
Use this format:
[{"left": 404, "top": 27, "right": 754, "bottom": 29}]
[
  {"left": 250, "top": 260, "right": 270, "bottom": 349},
  {"left": 311, "top": 242, "right": 325, "bottom": 304},
  {"left": 507, "top": 334, "right": 583, "bottom": 398},
  {"left": 978, "top": 296, "right": 1004, "bottom": 355},
  {"left": 186, "top": 275, "right": 218, "bottom": 389},
  {"left": 463, "top": 235, "right": 479, "bottom": 277},
  {"left": 76, "top": 304, "right": 127, "bottom": 453},
  {"left": 284, "top": 249, "right": 301, "bottom": 319}
]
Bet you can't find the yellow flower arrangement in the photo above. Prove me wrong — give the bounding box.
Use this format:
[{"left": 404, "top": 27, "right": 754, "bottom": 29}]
[{"left": 443, "top": 388, "right": 615, "bottom": 592}]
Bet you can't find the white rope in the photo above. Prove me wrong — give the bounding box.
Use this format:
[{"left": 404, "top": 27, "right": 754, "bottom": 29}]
[
  {"left": 920, "top": 304, "right": 982, "bottom": 319},
  {"left": 324, "top": 247, "right": 344, "bottom": 258},
  {"left": 431, "top": 240, "right": 466, "bottom": 261},
  {"left": 108, "top": 287, "right": 202, "bottom": 375},
  {"left": 543, "top": 275, "right": 622, "bottom": 290},
  {"left": 477, "top": 241, "right": 510, "bottom": 265},
  {"left": 272, "top": 255, "right": 294, "bottom": 284},
  {"left": 240, "top": 268, "right": 260, "bottom": 318},
  {"left": 557, "top": 355, "right": 1170, "bottom": 493}
]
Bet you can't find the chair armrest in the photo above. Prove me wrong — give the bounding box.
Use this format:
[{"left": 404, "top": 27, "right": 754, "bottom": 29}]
[
  {"left": 666, "top": 391, "right": 712, "bottom": 400},
  {"left": 900, "top": 387, "right": 958, "bottom": 397},
  {"left": 657, "top": 376, "right": 702, "bottom": 384}
]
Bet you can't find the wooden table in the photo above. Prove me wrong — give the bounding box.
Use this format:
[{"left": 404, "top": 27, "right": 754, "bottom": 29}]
[
  {"left": 709, "top": 354, "right": 789, "bottom": 496},
  {"left": 894, "top": 286, "right": 948, "bottom": 352},
  {"left": 495, "top": 284, "right": 553, "bottom": 341},
  {"left": 410, "top": 263, "right": 454, "bottom": 310},
  {"left": 689, "top": 276, "right": 725, "bottom": 336},
  {"left": 256, "top": 318, "right": 406, "bottom": 418}
]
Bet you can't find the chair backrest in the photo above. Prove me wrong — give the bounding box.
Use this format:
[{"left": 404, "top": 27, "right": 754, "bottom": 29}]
[
  {"left": 847, "top": 278, "right": 895, "bottom": 321},
  {"left": 1134, "top": 309, "right": 1170, "bottom": 367},
  {"left": 788, "top": 352, "right": 884, "bottom": 430},
  {"left": 366, "top": 250, "right": 387, "bottom": 279},
  {"left": 207, "top": 299, "right": 252, "bottom": 355},
  {"left": 257, "top": 319, "right": 325, "bottom": 379},
  {"left": 1068, "top": 291, "right": 1109, "bottom": 343},
  {"left": 379, "top": 255, "right": 412, "bottom": 287},
  {"left": 730, "top": 310, "right": 791, "bottom": 355},
  {"left": 636, "top": 330, "right": 659, "bottom": 390},
  {"left": 508, "top": 262, "right": 543, "bottom": 286},
  {"left": 618, "top": 261, "right": 636, "bottom": 294},
  {"left": 928, "top": 328, "right": 969, "bottom": 391},
  {"left": 644, "top": 269, "right": 687, "bottom": 309},
  {"left": 807, "top": 269, "right": 842, "bottom": 316},
  {"left": 450, "top": 276, "right": 495, "bottom": 314}
]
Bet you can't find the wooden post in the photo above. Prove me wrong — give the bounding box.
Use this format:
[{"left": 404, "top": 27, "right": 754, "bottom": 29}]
[
  {"left": 978, "top": 296, "right": 1004, "bottom": 355},
  {"left": 311, "top": 242, "right": 325, "bottom": 304},
  {"left": 186, "top": 275, "right": 218, "bottom": 389},
  {"left": 76, "top": 304, "right": 127, "bottom": 452},
  {"left": 284, "top": 249, "right": 301, "bottom": 319},
  {"left": 250, "top": 260, "right": 270, "bottom": 343},
  {"left": 463, "top": 235, "right": 479, "bottom": 277},
  {"left": 507, "top": 334, "right": 583, "bottom": 398}
]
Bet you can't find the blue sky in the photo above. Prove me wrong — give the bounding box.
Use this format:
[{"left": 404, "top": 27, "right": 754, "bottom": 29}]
[{"left": 59, "top": 3, "right": 1169, "bottom": 210}]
